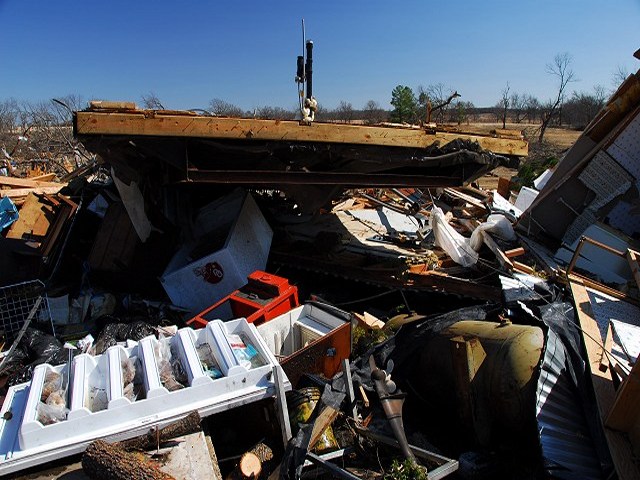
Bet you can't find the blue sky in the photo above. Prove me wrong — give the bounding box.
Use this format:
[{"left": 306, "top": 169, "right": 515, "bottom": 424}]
[{"left": 0, "top": 0, "right": 638, "bottom": 111}]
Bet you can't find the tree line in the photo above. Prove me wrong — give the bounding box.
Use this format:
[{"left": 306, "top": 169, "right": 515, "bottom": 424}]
[{"left": 0, "top": 51, "right": 631, "bottom": 171}]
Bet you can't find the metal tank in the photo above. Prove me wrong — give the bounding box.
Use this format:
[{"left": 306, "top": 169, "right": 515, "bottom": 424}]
[{"left": 412, "top": 319, "right": 544, "bottom": 447}]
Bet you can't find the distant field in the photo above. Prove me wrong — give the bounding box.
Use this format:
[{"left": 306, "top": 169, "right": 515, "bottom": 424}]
[
  {"left": 466, "top": 122, "right": 582, "bottom": 190},
  {"left": 458, "top": 122, "right": 582, "bottom": 150}
]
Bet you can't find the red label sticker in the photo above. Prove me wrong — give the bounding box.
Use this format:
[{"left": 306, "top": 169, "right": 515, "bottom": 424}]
[{"left": 194, "top": 262, "right": 224, "bottom": 284}]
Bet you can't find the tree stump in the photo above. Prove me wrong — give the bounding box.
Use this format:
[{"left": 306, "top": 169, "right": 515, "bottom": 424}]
[{"left": 226, "top": 441, "right": 274, "bottom": 480}]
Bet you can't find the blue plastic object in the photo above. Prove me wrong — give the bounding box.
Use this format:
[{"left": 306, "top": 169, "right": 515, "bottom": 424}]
[{"left": 0, "top": 196, "right": 18, "bottom": 230}]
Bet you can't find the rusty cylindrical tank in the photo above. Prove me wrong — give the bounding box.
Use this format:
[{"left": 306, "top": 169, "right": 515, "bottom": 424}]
[{"left": 412, "top": 320, "right": 544, "bottom": 447}]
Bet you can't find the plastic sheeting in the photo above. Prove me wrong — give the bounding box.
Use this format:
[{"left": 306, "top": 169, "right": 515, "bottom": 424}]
[
  {"left": 0, "top": 197, "right": 18, "bottom": 230},
  {"left": 429, "top": 206, "right": 478, "bottom": 267},
  {"left": 470, "top": 214, "right": 517, "bottom": 251}
]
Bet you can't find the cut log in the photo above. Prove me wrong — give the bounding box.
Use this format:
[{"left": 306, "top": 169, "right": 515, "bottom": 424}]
[
  {"left": 82, "top": 440, "right": 175, "bottom": 480},
  {"left": 117, "top": 411, "right": 202, "bottom": 451},
  {"left": 226, "top": 441, "right": 274, "bottom": 480}
]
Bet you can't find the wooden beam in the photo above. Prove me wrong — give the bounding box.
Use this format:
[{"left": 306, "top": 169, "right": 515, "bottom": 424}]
[
  {"left": 504, "top": 247, "right": 525, "bottom": 258},
  {"left": 0, "top": 176, "right": 62, "bottom": 189},
  {"left": 513, "top": 261, "right": 535, "bottom": 275},
  {"left": 444, "top": 188, "right": 488, "bottom": 210},
  {"left": 0, "top": 186, "right": 64, "bottom": 198},
  {"left": 28, "top": 173, "right": 57, "bottom": 182},
  {"left": 569, "top": 277, "right": 640, "bottom": 480},
  {"left": 626, "top": 249, "right": 640, "bottom": 292},
  {"left": 483, "top": 233, "right": 513, "bottom": 271},
  {"left": 606, "top": 358, "right": 640, "bottom": 432},
  {"left": 75, "top": 111, "right": 529, "bottom": 156}
]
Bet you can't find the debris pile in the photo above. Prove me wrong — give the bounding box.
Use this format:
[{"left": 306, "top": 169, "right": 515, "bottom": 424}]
[{"left": 0, "top": 65, "right": 639, "bottom": 479}]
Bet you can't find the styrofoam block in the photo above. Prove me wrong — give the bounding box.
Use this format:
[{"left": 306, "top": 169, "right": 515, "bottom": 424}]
[{"left": 514, "top": 186, "right": 539, "bottom": 213}]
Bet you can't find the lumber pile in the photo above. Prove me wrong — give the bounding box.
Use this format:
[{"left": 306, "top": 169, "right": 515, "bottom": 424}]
[{"left": 0, "top": 174, "right": 66, "bottom": 206}]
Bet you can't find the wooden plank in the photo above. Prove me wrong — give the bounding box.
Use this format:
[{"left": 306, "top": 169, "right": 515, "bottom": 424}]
[
  {"left": 504, "top": 247, "right": 525, "bottom": 258},
  {"left": 28, "top": 173, "right": 57, "bottom": 182},
  {"left": 0, "top": 175, "right": 63, "bottom": 189},
  {"left": 569, "top": 277, "right": 640, "bottom": 480},
  {"left": 0, "top": 186, "right": 64, "bottom": 198},
  {"left": 309, "top": 406, "right": 339, "bottom": 451},
  {"left": 497, "top": 176, "right": 512, "bottom": 198},
  {"left": 572, "top": 273, "right": 640, "bottom": 306},
  {"left": 89, "top": 100, "right": 137, "bottom": 110},
  {"left": 606, "top": 359, "right": 640, "bottom": 431},
  {"left": 444, "top": 188, "right": 488, "bottom": 210},
  {"left": 75, "top": 111, "right": 529, "bottom": 156},
  {"left": 483, "top": 233, "right": 513, "bottom": 270},
  {"left": 513, "top": 261, "right": 534, "bottom": 274},
  {"left": 6, "top": 193, "right": 53, "bottom": 242},
  {"left": 626, "top": 249, "right": 640, "bottom": 292}
]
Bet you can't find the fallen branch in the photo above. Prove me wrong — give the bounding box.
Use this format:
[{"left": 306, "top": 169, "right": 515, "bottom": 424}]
[
  {"left": 82, "top": 440, "right": 175, "bottom": 480},
  {"left": 117, "top": 411, "right": 202, "bottom": 451}
]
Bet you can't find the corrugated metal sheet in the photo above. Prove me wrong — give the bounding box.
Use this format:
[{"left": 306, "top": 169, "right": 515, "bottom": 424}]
[
  {"left": 499, "top": 273, "right": 547, "bottom": 303},
  {"left": 536, "top": 328, "right": 604, "bottom": 480}
]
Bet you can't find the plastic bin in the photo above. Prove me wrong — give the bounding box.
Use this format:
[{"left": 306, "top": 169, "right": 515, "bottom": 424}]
[{"left": 161, "top": 190, "right": 272, "bottom": 315}]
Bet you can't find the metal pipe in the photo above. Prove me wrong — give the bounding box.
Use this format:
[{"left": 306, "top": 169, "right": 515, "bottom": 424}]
[
  {"left": 182, "top": 170, "right": 460, "bottom": 188},
  {"left": 305, "top": 452, "right": 360, "bottom": 480},
  {"left": 566, "top": 235, "right": 626, "bottom": 277},
  {"left": 305, "top": 41, "right": 313, "bottom": 99}
]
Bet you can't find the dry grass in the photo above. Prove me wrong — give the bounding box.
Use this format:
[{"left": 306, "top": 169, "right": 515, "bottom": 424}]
[
  {"left": 457, "top": 121, "right": 582, "bottom": 150},
  {"left": 468, "top": 122, "right": 583, "bottom": 189}
]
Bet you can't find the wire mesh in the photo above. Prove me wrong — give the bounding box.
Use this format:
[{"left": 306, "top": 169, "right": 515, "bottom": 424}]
[{"left": 0, "top": 280, "right": 52, "bottom": 338}]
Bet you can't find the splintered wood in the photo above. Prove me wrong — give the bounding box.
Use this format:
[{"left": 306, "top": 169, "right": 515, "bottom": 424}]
[{"left": 0, "top": 175, "right": 65, "bottom": 205}]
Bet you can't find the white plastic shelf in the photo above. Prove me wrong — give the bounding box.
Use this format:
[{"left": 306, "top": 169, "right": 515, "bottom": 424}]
[{"left": 0, "top": 318, "right": 289, "bottom": 475}]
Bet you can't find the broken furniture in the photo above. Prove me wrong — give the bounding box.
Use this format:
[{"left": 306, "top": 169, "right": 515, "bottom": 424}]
[
  {"left": 187, "top": 270, "right": 299, "bottom": 328},
  {"left": 0, "top": 318, "right": 291, "bottom": 476},
  {"left": 5, "top": 192, "right": 77, "bottom": 260},
  {"left": 257, "top": 303, "right": 351, "bottom": 386}
]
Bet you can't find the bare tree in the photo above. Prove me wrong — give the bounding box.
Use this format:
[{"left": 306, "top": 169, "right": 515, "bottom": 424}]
[
  {"left": 254, "top": 106, "right": 296, "bottom": 120},
  {"left": 525, "top": 96, "right": 542, "bottom": 123},
  {"left": 209, "top": 98, "right": 245, "bottom": 117},
  {"left": 417, "top": 83, "right": 459, "bottom": 123},
  {"left": 3, "top": 95, "right": 95, "bottom": 176},
  {"left": 561, "top": 86, "right": 607, "bottom": 129},
  {"left": 141, "top": 92, "right": 165, "bottom": 110},
  {"left": 510, "top": 93, "right": 537, "bottom": 123},
  {"left": 362, "top": 100, "right": 386, "bottom": 125},
  {"left": 498, "top": 83, "right": 510, "bottom": 129},
  {"left": 334, "top": 100, "right": 354, "bottom": 123},
  {"left": 538, "top": 52, "right": 576, "bottom": 143},
  {"left": 0, "top": 99, "right": 19, "bottom": 135},
  {"left": 611, "top": 65, "right": 629, "bottom": 90}
]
